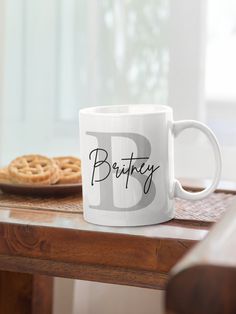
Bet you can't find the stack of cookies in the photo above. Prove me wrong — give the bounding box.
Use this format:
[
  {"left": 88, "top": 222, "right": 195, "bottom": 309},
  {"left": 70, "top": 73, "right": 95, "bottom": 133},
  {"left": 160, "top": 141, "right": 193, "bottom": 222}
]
[{"left": 0, "top": 155, "right": 82, "bottom": 185}]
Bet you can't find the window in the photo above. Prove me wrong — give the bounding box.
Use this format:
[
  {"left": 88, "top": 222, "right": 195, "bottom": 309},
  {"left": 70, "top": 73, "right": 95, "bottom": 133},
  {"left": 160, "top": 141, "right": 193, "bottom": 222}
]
[{"left": 0, "top": 0, "right": 235, "bottom": 180}]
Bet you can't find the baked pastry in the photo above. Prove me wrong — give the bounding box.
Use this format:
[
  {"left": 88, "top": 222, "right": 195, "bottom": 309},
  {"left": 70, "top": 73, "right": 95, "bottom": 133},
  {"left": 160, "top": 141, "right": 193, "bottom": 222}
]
[
  {"left": 0, "top": 167, "right": 10, "bottom": 184},
  {"left": 8, "top": 154, "right": 60, "bottom": 185},
  {"left": 54, "top": 156, "right": 81, "bottom": 184}
]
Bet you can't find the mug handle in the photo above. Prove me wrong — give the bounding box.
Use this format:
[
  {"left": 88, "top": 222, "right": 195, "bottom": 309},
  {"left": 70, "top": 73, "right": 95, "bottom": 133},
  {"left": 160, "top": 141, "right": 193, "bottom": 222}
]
[{"left": 173, "top": 120, "right": 222, "bottom": 200}]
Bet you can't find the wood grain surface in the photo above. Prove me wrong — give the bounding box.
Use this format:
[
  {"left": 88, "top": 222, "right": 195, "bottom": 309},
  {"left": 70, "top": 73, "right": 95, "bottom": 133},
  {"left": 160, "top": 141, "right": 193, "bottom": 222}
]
[
  {"left": 0, "top": 271, "right": 52, "bottom": 314},
  {"left": 0, "top": 179, "right": 233, "bottom": 314},
  {"left": 0, "top": 219, "right": 198, "bottom": 289},
  {"left": 166, "top": 200, "right": 236, "bottom": 314}
]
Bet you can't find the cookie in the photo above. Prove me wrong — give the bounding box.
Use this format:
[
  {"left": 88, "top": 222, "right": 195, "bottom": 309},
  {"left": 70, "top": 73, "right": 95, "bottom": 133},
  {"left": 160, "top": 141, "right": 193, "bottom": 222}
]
[
  {"left": 54, "top": 156, "right": 81, "bottom": 184},
  {"left": 8, "top": 154, "right": 60, "bottom": 185},
  {"left": 0, "top": 167, "right": 11, "bottom": 184}
]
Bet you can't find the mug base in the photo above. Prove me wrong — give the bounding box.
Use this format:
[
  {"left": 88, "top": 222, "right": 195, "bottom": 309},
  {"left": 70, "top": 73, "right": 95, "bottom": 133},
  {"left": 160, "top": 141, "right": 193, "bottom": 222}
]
[{"left": 83, "top": 213, "right": 175, "bottom": 227}]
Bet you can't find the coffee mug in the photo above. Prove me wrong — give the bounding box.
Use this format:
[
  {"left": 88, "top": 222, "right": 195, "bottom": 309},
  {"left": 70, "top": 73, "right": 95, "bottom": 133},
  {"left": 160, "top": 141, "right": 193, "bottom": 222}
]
[{"left": 79, "top": 104, "right": 221, "bottom": 226}]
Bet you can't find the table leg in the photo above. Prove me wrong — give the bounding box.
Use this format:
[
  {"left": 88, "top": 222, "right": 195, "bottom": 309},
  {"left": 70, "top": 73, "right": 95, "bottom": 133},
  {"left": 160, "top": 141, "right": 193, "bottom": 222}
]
[{"left": 0, "top": 271, "right": 53, "bottom": 314}]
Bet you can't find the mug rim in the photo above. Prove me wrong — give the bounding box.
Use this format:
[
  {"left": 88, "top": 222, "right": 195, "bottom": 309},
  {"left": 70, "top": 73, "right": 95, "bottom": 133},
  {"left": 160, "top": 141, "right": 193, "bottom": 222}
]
[{"left": 79, "top": 104, "right": 172, "bottom": 116}]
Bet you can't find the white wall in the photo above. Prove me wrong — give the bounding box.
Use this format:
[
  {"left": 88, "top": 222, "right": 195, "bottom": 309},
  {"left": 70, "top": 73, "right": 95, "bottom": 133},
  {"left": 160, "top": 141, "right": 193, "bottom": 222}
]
[{"left": 53, "top": 278, "right": 164, "bottom": 314}]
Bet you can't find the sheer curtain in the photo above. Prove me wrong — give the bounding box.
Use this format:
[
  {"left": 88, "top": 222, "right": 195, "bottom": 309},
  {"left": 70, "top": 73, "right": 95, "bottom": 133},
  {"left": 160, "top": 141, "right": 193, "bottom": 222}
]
[
  {"left": 3, "top": 0, "right": 235, "bottom": 180},
  {"left": 1, "top": 0, "right": 169, "bottom": 162}
]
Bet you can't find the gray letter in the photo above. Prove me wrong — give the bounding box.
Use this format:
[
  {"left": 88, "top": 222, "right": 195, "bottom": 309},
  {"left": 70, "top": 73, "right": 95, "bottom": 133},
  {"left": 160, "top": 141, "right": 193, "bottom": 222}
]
[{"left": 86, "top": 132, "right": 156, "bottom": 211}]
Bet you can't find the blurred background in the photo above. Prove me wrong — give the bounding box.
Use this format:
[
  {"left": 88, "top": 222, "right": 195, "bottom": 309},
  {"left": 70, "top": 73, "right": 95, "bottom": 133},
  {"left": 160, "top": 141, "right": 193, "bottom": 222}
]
[{"left": 0, "top": 0, "right": 236, "bottom": 313}]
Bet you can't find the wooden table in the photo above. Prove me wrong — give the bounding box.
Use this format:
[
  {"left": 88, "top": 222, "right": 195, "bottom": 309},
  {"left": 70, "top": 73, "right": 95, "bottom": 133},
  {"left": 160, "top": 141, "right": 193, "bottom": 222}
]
[{"left": 0, "top": 180, "right": 234, "bottom": 314}]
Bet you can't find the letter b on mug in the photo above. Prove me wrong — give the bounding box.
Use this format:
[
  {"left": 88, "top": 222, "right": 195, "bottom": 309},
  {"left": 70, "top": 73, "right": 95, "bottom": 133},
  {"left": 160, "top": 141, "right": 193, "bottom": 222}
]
[{"left": 87, "top": 132, "right": 158, "bottom": 212}]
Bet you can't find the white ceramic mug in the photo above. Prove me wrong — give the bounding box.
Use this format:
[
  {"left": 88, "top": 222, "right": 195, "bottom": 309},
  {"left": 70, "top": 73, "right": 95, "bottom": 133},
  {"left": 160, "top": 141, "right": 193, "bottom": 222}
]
[{"left": 79, "top": 104, "right": 221, "bottom": 226}]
